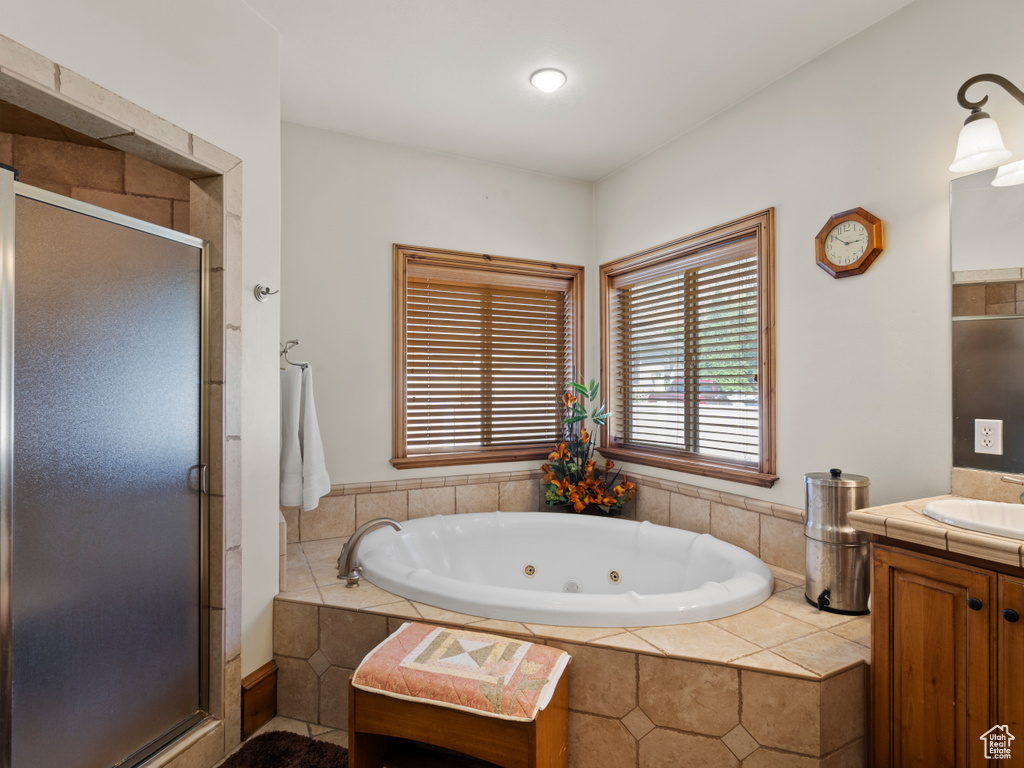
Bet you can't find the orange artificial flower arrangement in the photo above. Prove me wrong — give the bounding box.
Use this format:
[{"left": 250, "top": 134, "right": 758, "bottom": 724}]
[{"left": 541, "top": 379, "right": 636, "bottom": 516}]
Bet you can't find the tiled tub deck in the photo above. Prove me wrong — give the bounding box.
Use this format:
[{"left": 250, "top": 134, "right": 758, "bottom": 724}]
[{"left": 274, "top": 540, "right": 869, "bottom": 768}]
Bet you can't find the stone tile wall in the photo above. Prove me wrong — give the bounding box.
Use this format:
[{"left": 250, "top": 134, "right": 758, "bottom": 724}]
[
  {"left": 0, "top": 130, "right": 190, "bottom": 231},
  {"left": 282, "top": 470, "right": 807, "bottom": 575},
  {"left": 273, "top": 600, "right": 866, "bottom": 768},
  {"left": 952, "top": 276, "right": 1024, "bottom": 317}
]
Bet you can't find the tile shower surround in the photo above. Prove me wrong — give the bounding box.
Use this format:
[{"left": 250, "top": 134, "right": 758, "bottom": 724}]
[
  {"left": 277, "top": 473, "right": 869, "bottom": 767},
  {"left": 0, "top": 33, "right": 244, "bottom": 768}
]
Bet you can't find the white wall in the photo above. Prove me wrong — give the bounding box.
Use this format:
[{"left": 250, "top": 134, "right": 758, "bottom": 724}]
[
  {"left": 3, "top": 0, "right": 283, "bottom": 675},
  {"left": 594, "top": 0, "right": 1024, "bottom": 508},
  {"left": 280, "top": 123, "right": 593, "bottom": 483}
]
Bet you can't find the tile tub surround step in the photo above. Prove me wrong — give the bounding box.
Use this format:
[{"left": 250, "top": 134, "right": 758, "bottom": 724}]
[{"left": 272, "top": 564, "right": 869, "bottom": 767}]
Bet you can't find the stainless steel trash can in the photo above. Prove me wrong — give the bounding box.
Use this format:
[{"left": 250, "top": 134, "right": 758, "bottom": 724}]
[{"left": 804, "top": 468, "right": 870, "bottom": 615}]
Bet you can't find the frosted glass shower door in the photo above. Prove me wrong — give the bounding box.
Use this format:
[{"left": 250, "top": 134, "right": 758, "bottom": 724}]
[{"left": 2, "top": 179, "right": 207, "bottom": 768}]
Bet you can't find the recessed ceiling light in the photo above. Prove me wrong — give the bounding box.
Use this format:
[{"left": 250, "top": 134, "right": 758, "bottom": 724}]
[{"left": 530, "top": 69, "right": 567, "bottom": 93}]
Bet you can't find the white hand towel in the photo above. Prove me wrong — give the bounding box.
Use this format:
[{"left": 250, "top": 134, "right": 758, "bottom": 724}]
[{"left": 280, "top": 365, "right": 331, "bottom": 511}]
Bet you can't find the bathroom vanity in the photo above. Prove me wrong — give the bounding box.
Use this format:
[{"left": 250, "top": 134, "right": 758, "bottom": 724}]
[{"left": 850, "top": 488, "right": 1024, "bottom": 767}]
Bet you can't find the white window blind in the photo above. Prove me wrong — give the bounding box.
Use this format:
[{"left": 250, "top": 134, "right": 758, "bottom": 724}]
[
  {"left": 403, "top": 269, "right": 575, "bottom": 459},
  {"left": 609, "top": 235, "right": 760, "bottom": 465}
]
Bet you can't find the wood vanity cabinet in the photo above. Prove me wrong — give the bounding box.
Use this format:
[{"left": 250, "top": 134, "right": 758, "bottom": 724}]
[
  {"left": 872, "top": 542, "right": 1024, "bottom": 767},
  {"left": 872, "top": 544, "right": 1024, "bottom": 765}
]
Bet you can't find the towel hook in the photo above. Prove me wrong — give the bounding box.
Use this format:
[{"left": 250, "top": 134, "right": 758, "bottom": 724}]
[
  {"left": 280, "top": 339, "right": 308, "bottom": 369},
  {"left": 254, "top": 284, "right": 280, "bottom": 302}
]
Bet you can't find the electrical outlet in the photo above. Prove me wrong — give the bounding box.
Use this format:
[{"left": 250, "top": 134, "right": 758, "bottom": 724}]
[{"left": 975, "top": 419, "right": 1003, "bottom": 455}]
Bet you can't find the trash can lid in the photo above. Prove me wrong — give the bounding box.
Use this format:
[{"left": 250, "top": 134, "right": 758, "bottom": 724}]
[{"left": 804, "top": 468, "right": 869, "bottom": 487}]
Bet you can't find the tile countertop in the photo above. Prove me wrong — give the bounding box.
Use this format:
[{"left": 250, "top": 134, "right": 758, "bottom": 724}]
[
  {"left": 279, "top": 538, "right": 871, "bottom": 682},
  {"left": 848, "top": 495, "right": 1024, "bottom": 569}
]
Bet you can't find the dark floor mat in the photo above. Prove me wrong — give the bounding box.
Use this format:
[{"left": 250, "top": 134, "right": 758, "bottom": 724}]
[{"left": 219, "top": 730, "right": 348, "bottom": 768}]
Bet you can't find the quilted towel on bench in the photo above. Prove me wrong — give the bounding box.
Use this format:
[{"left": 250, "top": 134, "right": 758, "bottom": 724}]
[{"left": 352, "top": 622, "right": 570, "bottom": 722}]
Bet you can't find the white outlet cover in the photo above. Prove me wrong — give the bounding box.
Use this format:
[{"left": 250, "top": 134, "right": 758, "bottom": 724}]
[{"left": 975, "top": 418, "right": 1004, "bottom": 455}]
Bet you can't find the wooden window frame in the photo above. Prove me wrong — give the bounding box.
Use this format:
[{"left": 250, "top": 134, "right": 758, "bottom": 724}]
[
  {"left": 598, "top": 209, "right": 777, "bottom": 487},
  {"left": 392, "top": 244, "right": 584, "bottom": 469}
]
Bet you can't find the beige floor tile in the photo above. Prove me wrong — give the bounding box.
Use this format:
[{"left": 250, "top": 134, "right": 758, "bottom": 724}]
[
  {"left": 319, "top": 581, "right": 404, "bottom": 610},
  {"left": 362, "top": 599, "right": 423, "bottom": 621},
  {"left": 772, "top": 631, "right": 870, "bottom": 678},
  {"left": 763, "top": 587, "right": 861, "bottom": 630},
  {"left": 283, "top": 564, "right": 317, "bottom": 594},
  {"left": 411, "top": 601, "right": 485, "bottom": 626},
  {"left": 524, "top": 623, "right": 622, "bottom": 644},
  {"left": 588, "top": 631, "right": 665, "bottom": 655},
  {"left": 829, "top": 617, "right": 871, "bottom": 647},
  {"left": 727, "top": 650, "right": 818, "bottom": 680},
  {"left": 253, "top": 716, "right": 313, "bottom": 737},
  {"left": 633, "top": 623, "right": 759, "bottom": 663},
  {"left": 710, "top": 605, "right": 817, "bottom": 648},
  {"left": 300, "top": 537, "right": 348, "bottom": 564},
  {"left": 276, "top": 586, "right": 323, "bottom": 605},
  {"left": 466, "top": 618, "right": 535, "bottom": 636}
]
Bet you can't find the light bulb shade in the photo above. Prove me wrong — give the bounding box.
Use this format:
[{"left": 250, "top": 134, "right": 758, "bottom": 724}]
[
  {"left": 530, "top": 69, "right": 566, "bottom": 93},
  {"left": 950, "top": 116, "right": 1012, "bottom": 172},
  {"left": 992, "top": 159, "right": 1024, "bottom": 187}
]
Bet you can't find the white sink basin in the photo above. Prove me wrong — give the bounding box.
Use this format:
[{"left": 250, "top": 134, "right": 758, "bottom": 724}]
[{"left": 923, "top": 498, "right": 1024, "bottom": 540}]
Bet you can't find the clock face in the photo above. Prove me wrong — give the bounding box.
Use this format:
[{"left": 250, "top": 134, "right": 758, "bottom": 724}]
[{"left": 824, "top": 221, "right": 869, "bottom": 266}]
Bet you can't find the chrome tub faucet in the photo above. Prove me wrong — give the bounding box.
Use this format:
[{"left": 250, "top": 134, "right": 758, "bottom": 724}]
[
  {"left": 1001, "top": 475, "right": 1024, "bottom": 503},
  {"left": 337, "top": 517, "right": 403, "bottom": 587}
]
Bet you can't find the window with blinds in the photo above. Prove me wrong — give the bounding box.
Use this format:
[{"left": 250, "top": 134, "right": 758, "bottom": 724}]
[
  {"left": 599, "top": 210, "right": 777, "bottom": 487},
  {"left": 392, "top": 245, "right": 583, "bottom": 469}
]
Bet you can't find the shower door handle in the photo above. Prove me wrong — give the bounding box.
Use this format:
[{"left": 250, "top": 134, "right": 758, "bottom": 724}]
[{"left": 189, "top": 464, "right": 209, "bottom": 493}]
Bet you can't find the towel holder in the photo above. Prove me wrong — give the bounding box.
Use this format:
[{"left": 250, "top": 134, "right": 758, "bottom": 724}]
[{"left": 280, "top": 339, "right": 309, "bottom": 369}]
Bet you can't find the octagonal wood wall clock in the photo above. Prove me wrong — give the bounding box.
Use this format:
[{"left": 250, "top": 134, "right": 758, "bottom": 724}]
[{"left": 815, "top": 207, "right": 885, "bottom": 278}]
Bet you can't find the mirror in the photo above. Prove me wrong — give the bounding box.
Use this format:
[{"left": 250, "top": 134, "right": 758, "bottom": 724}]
[{"left": 950, "top": 169, "right": 1024, "bottom": 473}]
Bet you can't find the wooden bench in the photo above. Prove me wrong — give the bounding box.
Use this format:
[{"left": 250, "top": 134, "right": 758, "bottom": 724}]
[{"left": 348, "top": 622, "right": 569, "bottom": 768}]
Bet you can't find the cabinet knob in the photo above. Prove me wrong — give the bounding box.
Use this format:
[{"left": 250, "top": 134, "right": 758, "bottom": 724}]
[
  {"left": 968, "top": 597, "right": 984, "bottom": 611},
  {"left": 1004, "top": 608, "right": 1020, "bottom": 623}
]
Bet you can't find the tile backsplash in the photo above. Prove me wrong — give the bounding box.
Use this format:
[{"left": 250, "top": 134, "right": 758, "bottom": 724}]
[{"left": 281, "top": 471, "right": 807, "bottom": 575}]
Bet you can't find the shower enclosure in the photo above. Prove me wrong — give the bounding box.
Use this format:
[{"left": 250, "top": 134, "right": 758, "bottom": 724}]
[{"left": 0, "top": 167, "right": 209, "bottom": 768}]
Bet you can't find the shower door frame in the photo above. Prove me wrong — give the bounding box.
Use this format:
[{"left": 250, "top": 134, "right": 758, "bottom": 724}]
[{"left": 0, "top": 170, "right": 212, "bottom": 768}]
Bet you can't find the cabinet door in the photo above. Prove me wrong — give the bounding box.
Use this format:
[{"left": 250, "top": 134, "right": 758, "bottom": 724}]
[
  {"left": 999, "top": 574, "right": 1024, "bottom": 755},
  {"left": 872, "top": 545, "right": 994, "bottom": 768}
]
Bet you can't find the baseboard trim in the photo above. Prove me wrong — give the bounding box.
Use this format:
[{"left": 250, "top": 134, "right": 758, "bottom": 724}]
[{"left": 240, "top": 659, "right": 277, "bottom": 740}]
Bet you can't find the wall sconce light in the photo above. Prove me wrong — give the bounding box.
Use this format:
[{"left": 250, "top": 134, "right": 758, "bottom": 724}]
[{"left": 950, "top": 74, "right": 1024, "bottom": 186}]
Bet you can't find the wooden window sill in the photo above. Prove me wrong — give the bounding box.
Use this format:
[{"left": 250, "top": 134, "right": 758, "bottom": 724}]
[
  {"left": 391, "top": 446, "right": 551, "bottom": 470},
  {"left": 597, "top": 445, "right": 778, "bottom": 488}
]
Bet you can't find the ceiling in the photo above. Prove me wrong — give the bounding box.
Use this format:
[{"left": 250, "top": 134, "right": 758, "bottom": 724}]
[{"left": 243, "top": 0, "right": 916, "bottom": 182}]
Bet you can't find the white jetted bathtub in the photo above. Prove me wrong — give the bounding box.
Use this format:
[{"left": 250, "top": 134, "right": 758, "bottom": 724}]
[{"left": 357, "top": 511, "right": 773, "bottom": 627}]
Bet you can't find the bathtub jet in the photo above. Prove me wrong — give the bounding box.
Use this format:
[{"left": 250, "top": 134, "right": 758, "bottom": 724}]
[{"left": 352, "top": 511, "right": 773, "bottom": 627}]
